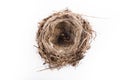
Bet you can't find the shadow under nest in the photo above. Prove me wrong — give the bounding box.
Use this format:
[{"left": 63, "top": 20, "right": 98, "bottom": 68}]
[{"left": 36, "top": 10, "right": 94, "bottom": 70}]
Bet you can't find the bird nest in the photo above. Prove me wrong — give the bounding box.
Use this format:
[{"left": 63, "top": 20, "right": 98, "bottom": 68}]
[{"left": 36, "top": 10, "right": 94, "bottom": 69}]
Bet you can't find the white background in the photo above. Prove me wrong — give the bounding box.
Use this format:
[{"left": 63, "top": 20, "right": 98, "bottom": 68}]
[{"left": 0, "top": 0, "right": 120, "bottom": 80}]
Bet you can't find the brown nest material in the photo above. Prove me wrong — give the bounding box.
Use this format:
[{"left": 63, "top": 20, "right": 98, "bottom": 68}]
[{"left": 36, "top": 9, "right": 94, "bottom": 69}]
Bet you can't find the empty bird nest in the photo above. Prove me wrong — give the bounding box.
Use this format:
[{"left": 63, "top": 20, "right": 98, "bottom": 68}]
[{"left": 36, "top": 9, "right": 95, "bottom": 70}]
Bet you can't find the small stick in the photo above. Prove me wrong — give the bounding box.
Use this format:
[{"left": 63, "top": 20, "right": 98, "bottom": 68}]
[
  {"left": 81, "top": 14, "right": 108, "bottom": 19},
  {"left": 33, "top": 45, "right": 39, "bottom": 48},
  {"left": 36, "top": 67, "right": 56, "bottom": 72},
  {"left": 36, "top": 67, "right": 51, "bottom": 72}
]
